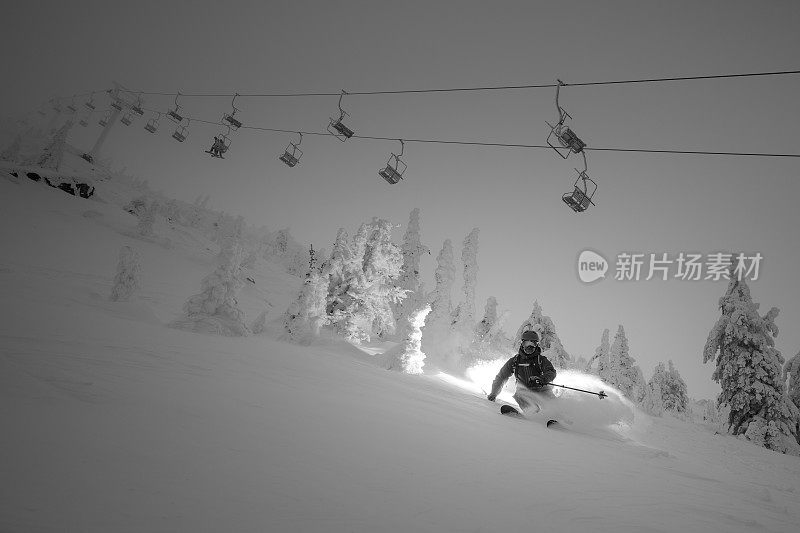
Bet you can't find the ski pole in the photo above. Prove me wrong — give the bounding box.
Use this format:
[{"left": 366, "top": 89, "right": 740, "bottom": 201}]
[{"left": 549, "top": 383, "right": 607, "bottom": 399}]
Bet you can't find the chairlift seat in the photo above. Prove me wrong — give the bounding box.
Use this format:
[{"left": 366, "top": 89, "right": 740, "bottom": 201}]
[
  {"left": 328, "top": 119, "right": 354, "bottom": 141},
  {"left": 168, "top": 110, "right": 183, "bottom": 122},
  {"left": 280, "top": 151, "right": 299, "bottom": 167},
  {"left": 379, "top": 165, "right": 403, "bottom": 184},
  {"left": 172, "top": 130, "right": 186, "bottom": 142},
  {"left": 111, "top": 101, "right": 123, "bottom": 111},
  {"left": 145, "top": 122, "right": 157, "bottom": 133},
  {"left": 558, "top": 127, "right": 585, "bottom": 153},
  {"left": 132, "top": 106, "right": 144, "bottom": 116},
  {"left": 224, "top": 115, "right": 242, "bottom": 129},
  {"left": 562, "top": 189, "right": 590, "bottom": 212},
  {"left": 67, "top": 105, "right": 77, "bottom": 113},
  {"left": 85, "top": 102, "right": 96, "bottom": 110},
  {"left": 98, "top": 118, "right": 108, "bottom": 127},
  {"left": 121, "top": 115, "right": 132, "bottom": 126}
]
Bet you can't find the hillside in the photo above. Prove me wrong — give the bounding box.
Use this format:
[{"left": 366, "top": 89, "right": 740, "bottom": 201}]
[{"left": 1, "top": 155, "right": 799, "bottom": 533}]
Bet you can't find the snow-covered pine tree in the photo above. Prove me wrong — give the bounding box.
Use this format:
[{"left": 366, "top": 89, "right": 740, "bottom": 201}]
[
  {"left": 475, "top": 296, "right": 498, "bottom": 342},
  {"left": 632, "top": 365, "right": 647, "bottom": 405},
  {"left": 586, "top": 328, "right": 610, "bottom": 375},
  {"left": 784, "top": 351, "right": 800, "bottom": 412},
  {"left": 643, "top": 378, "right": 665, "bottom": 416},
  {"left": 420, "top": 239, "right": 456, "bottom": 365},
  {"left": 649, "top": 360, "right": 689, "bottom": 413},
  {"left": 38, "top": 120, "right": 73, "bottom": 170},
  {"left": 171, "top": 242, "right": 250, "bottom": 336},
  {"left": 455, "top": 228, "right": 479, "bottom": 329},
  {"left": 606, "top": 325, "right": 638, "bottom": 399},
  {"left": 361, "top": 218, "right": 405, "bottom": 339},
  {"left": 283, "top": 268, "right": 329, "bottom": 343},
  {"left": 388, "top": 306, "right": 431, "bottom": 375},
  {"left": 324, "top": 228, "right": 352, "bottom": 317},
  {"left": 109, "top": 246, "right": 141, "bottom": 302},
  {"left": 393, "top": 208, "right": 430, "bottom": 337},
  {"left": 0, "top": 134, "right": 22, "bottom": 163},
  {"left": 703, "top": 277, "right": 800, "bottom": 454},
  {"left": 513, "top": 301, "right": 571, "bottom": 368}
]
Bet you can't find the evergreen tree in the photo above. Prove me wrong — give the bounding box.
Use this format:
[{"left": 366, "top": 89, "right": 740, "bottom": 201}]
[
  {"left": 394, "top": 208, "right": 430, "bottom": 337},
  {"left": 420, "top": 239, "right": 456, "bottom": 365},
  {"left": 454, "top": 228, "right": 480, "bottom": 330},
  {"left": 171, "top": 242, "right": 250, "bottom": 336},
  {"left": 649, "top": 360, "right": 689, "bottom": 413},
  {"left": 362, "top": 218, "right": 405, "bottom": 339},
  {"left": 388, "top": 307, "right": 430, "bottom": 375},
  {"left": 703, "top": 278, "right": 799, "bottom": 454},
  {"left": 784, "top": 351, "right": 800, "bottom": 411},
  {"left": 110, "top": 246, "right": 141, "bottom": 302},
  {"left": 283, "top": 269, "right": 329, "bottom": 343},
  {"left": 606, "top": 325, "right": 638, "bottom": 399},
  {"left": 587, "top": 328, "right": 611, "bottom": 375}
]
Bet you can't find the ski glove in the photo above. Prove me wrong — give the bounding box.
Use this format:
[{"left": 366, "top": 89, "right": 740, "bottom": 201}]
[
  {"left": 530, "top": 376, "right": 544, "bottom": 388},
  {"left": 487, "top": 393, "right": 497, "bottom": 402}
]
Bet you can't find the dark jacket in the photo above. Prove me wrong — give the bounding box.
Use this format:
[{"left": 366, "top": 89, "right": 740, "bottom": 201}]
[{"left": 490, "top": 347, "right": 557, "bottom": 398}]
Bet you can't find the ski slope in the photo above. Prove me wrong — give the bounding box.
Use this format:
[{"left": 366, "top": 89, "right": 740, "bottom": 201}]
[{"left": 1, "top": 155, "right": 799, "bottom": 533}]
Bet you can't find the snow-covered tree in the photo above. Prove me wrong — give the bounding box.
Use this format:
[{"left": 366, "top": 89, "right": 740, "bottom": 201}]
[
  {"left": 642, "top": 379, "right": 665, "bottom": 416},
  {"left": 37, "top": 120, "right": 73, "bottom": 170},
  {"left": 454, "top": 228, "right": 479, "bottom": 330},
  {"left": 420, "top": 239, "right": 456, "bottom": 365},
  {"left": 703, "top": 277, "right": 799, "bottom": 454},
  {"left": 604, "top": 325, "right": 638, "bottom": 399},
  {"left": 784, "top": 351, "right": 800, "bottom": 411},
  {"left": 388, "top": 306, "right": 431, "bottom": 375},
  {"left": 109, "top": 246, "right": 141, "bottom": 302},
  {"left": 475, "top": 296, "right": 498, "bottom": 342},
  {"left": 171, "top": 242, "right": 250, "bottom": 336},
  {"left": 394, "top": 208, "right": 430, "bottom": 337},
  {"left": 469, "top": 296, "right": 511, "bottom": 363},
  {"left": 586, "top": 328, "right": 610, "bottom": 375},
  {"left": 361, "top": 218, "right": 405, "bottom": 339},
  {"left": 324, "top": 228, "right": 352, "bottom": 316},
  {"left": 632, "top": 365, "right": 647, "bottom": 404},
  {"left": 283, "top": 270, "right": 329, "bottom": 343},
  {"left": 0, "top": 134, "right": 22, "bottom": 163},
  {"left": 513, "top": 301, "right": 571, "bottom": 368},
  {"left": 649, "top": 360, "right": 689, "bottom": 413}
]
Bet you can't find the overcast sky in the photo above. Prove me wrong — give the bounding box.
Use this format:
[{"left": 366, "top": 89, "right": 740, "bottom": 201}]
[{"left": 3, "top": 0, "right": 800, "bottom": 399}]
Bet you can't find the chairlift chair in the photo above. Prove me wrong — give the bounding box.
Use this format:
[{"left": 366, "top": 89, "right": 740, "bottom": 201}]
[
  {"left": 223, "top": 93, "right": 243, "bottom": 129},
  {"left": 111, "top": 99, "right": 123, "bottom": 111},
  {"left": 206, "top": 126, "right": 232, "bottom": 158},
  {"left": 120, "top": 113, "right": 133, "bottom": 126},
  {"left": 144, "top": 113, "right": 160, "bottom": 133},
  {"left": 98, "top": 110, "right": 111, "bottom": 127},
  {"left": 84, "top": 93, "right": 96, "bottom": 110},
  {"left": 545, "top": 80, "right": 586, "bottom": 159},
  {"left": 132, "top": 93, "right": 145, "bottom": 116},
  {"left": 172, "top": 120, "right": 189, "bottom": 143},
  {"left": 562, "top": 165, "right": 597, "bottom": 213},
  {"left": 279, "top": 133, "right": 303, "bottom": 167},
  {"left": 378, "top": 140, "right": 407, "bottom": 184},
  {"left": 167, "top": 93, "right": 184, "bottom": 123},
  {"left": 327, "top": 90, "right": 354, "bottom": 141}
]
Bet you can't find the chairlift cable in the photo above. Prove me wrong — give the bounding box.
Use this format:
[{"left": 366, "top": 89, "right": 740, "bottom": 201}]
[{"left": 125, "top": 68, "right": 800, "bottom": 98}]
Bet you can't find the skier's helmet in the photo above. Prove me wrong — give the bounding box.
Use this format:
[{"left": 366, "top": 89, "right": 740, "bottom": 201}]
[{"left": 521, "top": 330, "right": 539, "bottom": 354}]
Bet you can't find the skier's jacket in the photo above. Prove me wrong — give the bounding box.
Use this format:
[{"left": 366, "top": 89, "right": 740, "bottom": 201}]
[{"left": 489, "top": 346, "right": 557, "bottom": 398}]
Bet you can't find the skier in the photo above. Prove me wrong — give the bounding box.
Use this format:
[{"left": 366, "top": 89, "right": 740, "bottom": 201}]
[{"left": 487, "top": 330, "right": 557, "bottom": 412}]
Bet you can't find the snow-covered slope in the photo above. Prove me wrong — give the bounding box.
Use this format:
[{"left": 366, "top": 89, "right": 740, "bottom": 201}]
[{"left": 1, "top": 160, "right": 799, "bottom": 533}]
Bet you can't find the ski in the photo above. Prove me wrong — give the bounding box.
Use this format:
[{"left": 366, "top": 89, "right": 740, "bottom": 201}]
[{"left": 500, "top": 404, "right": 524, "bottom": 418}]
